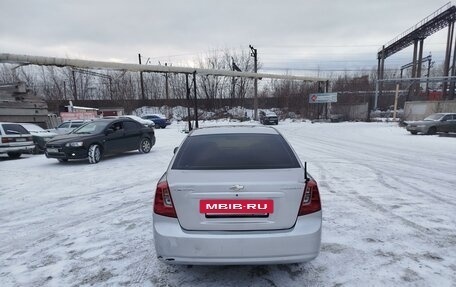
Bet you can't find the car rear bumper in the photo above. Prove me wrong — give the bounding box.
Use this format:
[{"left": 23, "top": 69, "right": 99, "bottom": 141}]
[
  {"left": 153, "top": 211, "right": 322, "bottom": 265},
  {"left": 406, "top": 126, "right": 427, "bottom": 133},
  {"left": 0, "top": 144, "right": 35, "bottom": 154},
  {"left": 262, "top": 118, "right": 278, "bottom": 125}
]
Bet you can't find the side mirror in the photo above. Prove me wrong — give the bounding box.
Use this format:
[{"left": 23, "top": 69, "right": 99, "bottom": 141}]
[
  {"left": 173, "top": 147, "right": 179, "bottom": 154},
  {"left": 106, "top": 128, "right": 115, "bottom": 135}
]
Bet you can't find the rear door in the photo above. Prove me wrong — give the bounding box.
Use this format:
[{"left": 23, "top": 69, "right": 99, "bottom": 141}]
[
  {"left": 450, "top": 114, "right": 456, "bottom": 132},
  {"left": 439, "top": 114, "right": 454, "bottom": 132},
  {"left": 167, "top": 132, "right": 305, "bottom": 231},
  {"left": 122, "top": 120, "right": 142, "bottom": 150}
]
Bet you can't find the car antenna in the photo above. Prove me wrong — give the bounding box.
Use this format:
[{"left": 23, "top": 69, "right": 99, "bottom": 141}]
[{"left": 304, "top": 162, "right": 310, "bottom": 183}]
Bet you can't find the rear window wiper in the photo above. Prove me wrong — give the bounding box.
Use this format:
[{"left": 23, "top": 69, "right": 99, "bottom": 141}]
[{"left": 6, "top": 130, "right": 20, "bottom": 134}]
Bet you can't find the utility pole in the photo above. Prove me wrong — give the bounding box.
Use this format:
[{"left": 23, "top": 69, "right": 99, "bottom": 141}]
[
  {"left": 63, "top": 81, "right": 67, "bottom": 100},
  {"left": 72, "top": 69, "right": 78, "bottom": 100},
  {"left": 185, "top": 74, "right": 192, "bottom": 131},
  {"left": 193, "top": 71, "right": 199, "bottom": 129},
  {"left": 426, "top": 57, "right": 433, "bottom": 98},
  {"left": 249, "top": 45, "right": 258, "bottom": 120},
  {"left": 138, "top": 53, "right": 145, "bottom": 100},
  {"left": 165, "top": 63, "right": 169, "bottom": 100}
]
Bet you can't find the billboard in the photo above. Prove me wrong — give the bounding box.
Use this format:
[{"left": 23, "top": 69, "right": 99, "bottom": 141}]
[
  {"left": 309, "top": 93, "right": 337, "bottom": 103},
  {"left": 60, "top": 111, "right": 97, "bottom": 121}
]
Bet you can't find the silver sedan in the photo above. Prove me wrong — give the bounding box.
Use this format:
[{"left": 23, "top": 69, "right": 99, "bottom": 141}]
[
  {"left": 406, "top": 113, "right": 456, "bottom": 135},
  {"left": 153, "top": 126, "right": 322, "bottom": 265}
]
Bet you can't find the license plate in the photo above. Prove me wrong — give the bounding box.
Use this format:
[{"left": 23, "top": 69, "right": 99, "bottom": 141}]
[
  {"left": 47, "top": 148, "right": 59, "bottom": 153},
  {"left": 16, "top": 138, "right": 26, "bottom": 142},
  {"left": 200, "top": 199, "right": 274, "bottom": 214}
]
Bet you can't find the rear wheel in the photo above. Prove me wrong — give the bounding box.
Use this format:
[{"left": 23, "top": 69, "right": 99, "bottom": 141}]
[
  {"left": 410, "top": 131, "right": 418, "bottom": 135},
  {"left": 427, "top": 127, "right": 437, "bottom": 135},
  {"left": 7, "top": 152, "right": 21, "bottom": 159},
  {"left": 139, "top": 137, "right": 152, "bottom": 153},
  {"left": 88, "top": 144, "right": 102, "bottom": 164}
]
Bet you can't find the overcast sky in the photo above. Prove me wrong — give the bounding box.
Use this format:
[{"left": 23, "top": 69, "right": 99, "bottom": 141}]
[{"left": 0, "top": 0, "right": 451, "bottom": 76}]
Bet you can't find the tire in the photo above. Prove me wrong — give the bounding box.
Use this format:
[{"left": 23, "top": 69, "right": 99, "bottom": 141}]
[
  {"left": 427, "top": 127, "right": 437, "bottom": 135},
  {"left": 7, "top": 152, "right": 21, "bottom": 159},
  {"left": 88, "top": 144, "right": 102, "bottom": 164},
  {"left": 410, "top": 131, "right": 418, "bottom": 135},
  {"left": 57, "top": 158, "right": 68, "bottom": 163},
  {"left": 138, "top": 137, "right": 152, "bottom": 154}
]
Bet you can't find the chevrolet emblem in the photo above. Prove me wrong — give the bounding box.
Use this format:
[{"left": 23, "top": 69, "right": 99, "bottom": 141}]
[{"left": 230, "top": 184, "right": 245, "bottom": 191}]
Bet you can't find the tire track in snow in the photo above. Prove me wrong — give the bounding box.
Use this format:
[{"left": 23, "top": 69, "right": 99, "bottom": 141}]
[{"left": 287, "top": 134, "right": 456, "bottom": 206}]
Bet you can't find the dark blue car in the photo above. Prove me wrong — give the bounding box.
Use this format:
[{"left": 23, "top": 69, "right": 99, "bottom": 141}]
[{"left": 141, "top": 114, "right": 171, "bottom": 129}]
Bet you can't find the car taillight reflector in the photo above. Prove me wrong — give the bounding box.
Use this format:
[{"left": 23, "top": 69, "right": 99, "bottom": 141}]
[
  {"left": 1, "top": 137, "right": 32, "bottom": 143},
  {"left": 153, "top": 180, "right": 177, "bottom": 218},
  {"left": 298, "top": 179, "right": 321, "bottom": 216}
]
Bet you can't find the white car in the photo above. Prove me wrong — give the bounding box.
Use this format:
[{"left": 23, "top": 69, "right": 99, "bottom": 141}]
[
  {"left": 153, "top": 126, "right": 322, "bottom": 265},
  {"left": 20, "top": 123, "right": 58, "bottom": 153},
  {"left": 53, "top": 120, "right": 87, "bottom": 135},
  {"left": 0, "top": 122, "right": 35, "bottom": 158}
]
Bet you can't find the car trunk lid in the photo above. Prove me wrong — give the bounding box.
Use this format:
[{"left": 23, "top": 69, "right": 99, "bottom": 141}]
[{"left": 167, "top": 168, "right": 305, "bottom": 231}]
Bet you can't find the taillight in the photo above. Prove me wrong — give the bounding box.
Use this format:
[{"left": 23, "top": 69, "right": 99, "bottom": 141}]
[
  {"left": 298, "top": 179, "right": 321, "bottom": 216},
  {"left": 1, "top": 137, "right": 32, "bottom": 143},
  {"left": 153, "top": 178, "right": 177, "bottom": 218}
]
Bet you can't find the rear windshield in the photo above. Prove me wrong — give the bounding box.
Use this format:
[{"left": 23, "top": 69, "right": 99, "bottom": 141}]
[
  {"left": 1, "top": 124, "right": 30, "bottom": 135},
  {"left": 172, "top": 133, "right": 300, "bottom": 170}
]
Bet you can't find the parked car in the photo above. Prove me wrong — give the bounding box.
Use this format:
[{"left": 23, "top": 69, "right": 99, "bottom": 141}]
[
  {"left": 259, "top": 111, "right": 279, "bottom": 125},
  {"left": 153, "top": 126, "right": 322, "bottom": 265},
  {"left": 141, "top": 114, "right": 171, "bottom": 128},
  {"left": 45, "top": 118, "right": 155, "bottom": 164},
  {"left": 0, "top": 122, "right": 35, "bottom": 159},
  {"left": 20, "top": 123, "right": 58, "bottom": 153},
  {"left": 405, "top": 113, "right": 456, "bottom": 135},
  {"left": 53, "top": 120, "right": 87, "bottom": 134},
  {"left": 121, "top": 115, "right": 155, "bottom": 128}
]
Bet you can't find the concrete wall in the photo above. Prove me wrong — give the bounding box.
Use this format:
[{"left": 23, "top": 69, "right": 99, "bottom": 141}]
[
  {"left": 0, "top": 82, "right": 50, "bottom": 126},
  {"left": 331, "top": 103, "right": 368, "bottom": 121},
  {"left": 404, "top": 100, "right": 456, "bottom": 120}
]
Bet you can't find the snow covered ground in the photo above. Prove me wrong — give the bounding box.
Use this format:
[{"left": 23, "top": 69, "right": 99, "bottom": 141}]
[{"left": 1, "top": 121, "right": 455, "bottom": 286}]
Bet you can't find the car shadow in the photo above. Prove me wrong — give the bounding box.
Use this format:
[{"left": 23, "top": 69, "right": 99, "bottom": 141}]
[
  {"left": 438, "top": 133, "right": 456, "bottom": 138},
  {"left": 154, "top": 262, "right": 320, "bottom": 286},
  {"left": 46, "top": 150, "right": 156, "bottom": 165}
]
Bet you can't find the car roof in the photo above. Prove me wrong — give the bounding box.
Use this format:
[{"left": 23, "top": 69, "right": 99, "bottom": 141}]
[
  {"left": 426, "top": 113, "right": 456, "bottom": 117},
  {"left": 20, "top": 123, "right": 43, "bottom": 129},
  {"left": 90, "top": 118, "right": 125, "bottom": 123},
  {"left": 0, "top": 122, "right": 28, "bottom": 125},
  {"left": 143, "top": 114, "right": 165, "bottom": 118},
  {"left": 189, "top": 125, "right": 279, "bottom": 136}
]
